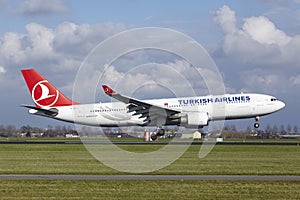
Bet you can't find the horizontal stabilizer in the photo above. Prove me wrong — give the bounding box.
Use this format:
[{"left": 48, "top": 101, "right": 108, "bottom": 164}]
[{"left": 21, "top": 105, "right": 58, "bottom": 117}]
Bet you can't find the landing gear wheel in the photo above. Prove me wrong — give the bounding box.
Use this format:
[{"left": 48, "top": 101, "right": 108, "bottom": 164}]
[
  {"left": 151, "top": 133, "right": 158, "bottom": 141},
  {"left": 156, "top": 128, "right": 165, "bottom": 136},
  {"left": 254, "top": 123, "right": 259, "bottom": 129}
]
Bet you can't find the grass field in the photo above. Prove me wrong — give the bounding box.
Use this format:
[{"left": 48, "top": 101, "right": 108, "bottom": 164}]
[
  {"left": 0, "top": 143, "right": 299, "bottom": 199},
  {"left": 0, "top": 180, "right": 299, "bottom": 200},
  {"left": 0, "top": 143, "right": 299, "bottom": 175}
]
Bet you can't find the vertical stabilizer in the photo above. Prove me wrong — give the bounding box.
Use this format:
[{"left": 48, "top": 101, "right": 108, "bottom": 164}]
[{"left": 21, "top": 69, "right": 78, "bottom": 108}]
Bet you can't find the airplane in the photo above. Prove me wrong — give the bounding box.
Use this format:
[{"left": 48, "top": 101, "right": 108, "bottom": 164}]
[{"left": 21, "top": 69, "right": 285, "bottom": 140}]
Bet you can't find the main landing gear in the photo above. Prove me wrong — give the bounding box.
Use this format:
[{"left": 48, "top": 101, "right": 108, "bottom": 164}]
[
  {"left": 150, "top": 128, "right": 165, "bottom": 141},
  {"left": 254, "top": 116, "right": 260, "bottom": 129}
]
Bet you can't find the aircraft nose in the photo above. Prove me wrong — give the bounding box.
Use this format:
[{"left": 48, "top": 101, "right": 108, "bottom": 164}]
[{"left": 278, "top": 100, "right": 285, "bottom": 110}]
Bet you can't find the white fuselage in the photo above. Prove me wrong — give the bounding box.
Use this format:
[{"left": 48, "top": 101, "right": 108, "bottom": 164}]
[{"left": 41, "top": 93, "right": 285, "bottom": 127}]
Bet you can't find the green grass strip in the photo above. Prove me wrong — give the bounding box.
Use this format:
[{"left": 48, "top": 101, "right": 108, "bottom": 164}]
[{"left": 0, "top": 180, "right": 299, "bottom": 199}]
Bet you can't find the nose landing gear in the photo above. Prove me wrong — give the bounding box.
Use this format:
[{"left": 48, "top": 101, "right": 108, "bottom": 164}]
[{"left": 254, "top": 116, "right": 260, "bottom": 129}]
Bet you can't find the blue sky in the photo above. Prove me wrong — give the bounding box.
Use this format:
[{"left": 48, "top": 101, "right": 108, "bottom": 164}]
[{"left": 0, "top": 0, "right": 299, "bottom": 130}]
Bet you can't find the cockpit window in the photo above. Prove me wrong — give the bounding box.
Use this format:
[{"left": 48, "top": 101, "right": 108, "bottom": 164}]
[{"left": 271, "top": 98, "right": 277, "bottom": 101}]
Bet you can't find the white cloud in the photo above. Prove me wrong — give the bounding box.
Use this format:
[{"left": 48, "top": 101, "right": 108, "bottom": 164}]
[
  {"left": 214, "top": 5, "right": 299, "bottom": 67},
  {"left": 25, "top": 23, "right": 55, "bottom": 58},
  {"left": 242, "top": 16, "right": 291, "bottom": 46},
  {"left": 19, "top": 0, "right": 68, "bottom": 15},
  {"left": 0, "top": 21, "right": 126, "bottom": 72},
  {"left": 0, "top": 23, "right": 56, "bottom": 65},
  {"left": 213, "top": 5, "right": 300, "bottom": 95},
  {"left": 214, "top": 5, "right": 237, "bottom": 34},
  {"left": 53, "top": 22, "right": 126, "bottom": 56},
  {"left": 0, "top": 32, "right": 25, "bottom": 64}
]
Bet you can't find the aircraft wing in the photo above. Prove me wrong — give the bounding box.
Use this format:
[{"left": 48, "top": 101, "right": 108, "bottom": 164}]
[{"left": 102, "top": 85, "right": 180, "bottom": 125}]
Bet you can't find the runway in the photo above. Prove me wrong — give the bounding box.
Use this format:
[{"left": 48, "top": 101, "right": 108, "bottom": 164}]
[{"left": 0, "top": 175, "right": 299, "bottom": 181}]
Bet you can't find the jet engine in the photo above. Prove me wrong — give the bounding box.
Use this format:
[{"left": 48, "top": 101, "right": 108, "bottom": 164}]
[{"left": 179, "top": 112, "right": 209, "bottom": 127}]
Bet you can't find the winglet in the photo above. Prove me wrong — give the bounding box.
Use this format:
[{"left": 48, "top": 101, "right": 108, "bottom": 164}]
[{"left": 102, "top": 85, "right": 116, "bottom": 95}]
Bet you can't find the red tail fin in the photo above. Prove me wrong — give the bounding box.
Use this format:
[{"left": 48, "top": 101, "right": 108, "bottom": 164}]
[{"left": 21, "top": 69, "right": 78, "bottom": 108}]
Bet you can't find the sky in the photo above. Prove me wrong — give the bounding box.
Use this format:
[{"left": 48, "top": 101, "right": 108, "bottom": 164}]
[{"left": 0, "top": 0, "right": 299, "bottom": 130}]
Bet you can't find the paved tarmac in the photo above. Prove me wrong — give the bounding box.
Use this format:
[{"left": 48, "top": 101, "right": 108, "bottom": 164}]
[{"left": 0, "top": 175, "right": 299, "bottom": 181}]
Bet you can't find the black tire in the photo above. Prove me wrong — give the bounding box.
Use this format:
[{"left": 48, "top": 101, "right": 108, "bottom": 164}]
[
  {"left": 157, "top": 129, "right": 165, "bottom": 136},
  {"left": 151, "top": 133, "right": 158, "bottom": 141}
]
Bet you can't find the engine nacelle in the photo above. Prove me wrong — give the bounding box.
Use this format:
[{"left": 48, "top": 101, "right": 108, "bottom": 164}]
[{"left": 180, "top": 112, "right": 209, "bottom": 127}]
